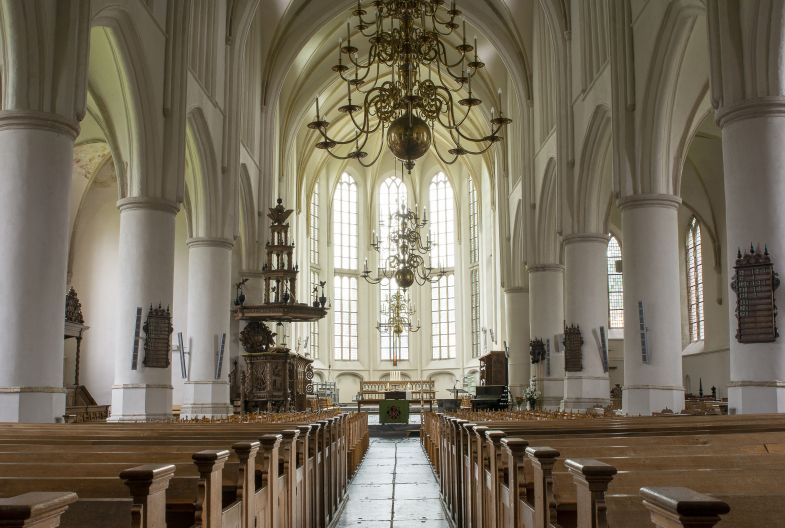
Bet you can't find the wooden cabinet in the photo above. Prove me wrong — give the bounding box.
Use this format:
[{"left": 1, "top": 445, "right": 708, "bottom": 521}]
[{"left": 479, "top": 351, "right": 508, "bottom": 386}]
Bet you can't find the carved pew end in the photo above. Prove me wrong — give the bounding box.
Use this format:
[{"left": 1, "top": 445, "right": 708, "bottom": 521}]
[
  {"left": 0, "top": 492, "right": 78, "bottom": 528},
  {"left": 120, "top": 464, "right": 177, "bottom": 528},
  {"left": 640, "top": 487, "right": 731, "bottom": 528}
]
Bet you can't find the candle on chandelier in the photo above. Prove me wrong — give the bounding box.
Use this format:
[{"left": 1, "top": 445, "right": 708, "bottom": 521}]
[{"left": 315, "top": 97, "right": 320, "bottom": 119}]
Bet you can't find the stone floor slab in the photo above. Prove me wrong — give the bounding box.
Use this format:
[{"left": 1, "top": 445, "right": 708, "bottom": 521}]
[{"left": 334, "top": 437, "right": 446, "bottom": 526}]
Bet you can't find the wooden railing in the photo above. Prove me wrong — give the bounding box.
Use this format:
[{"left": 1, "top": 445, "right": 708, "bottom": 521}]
[{"left": 0, "top": 412, "right": 369, "bottom": 528}]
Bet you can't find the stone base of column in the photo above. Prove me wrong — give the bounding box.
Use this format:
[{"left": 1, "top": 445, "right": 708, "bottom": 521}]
[
  {"left": 728, "top": 381, "right": 785, "bottom": 414},
  {"left": 538, "top": 378, "right": 565, "bottom": 410},
  {"left": 623, "top": 385, "right": 685, "bottom": 416},
  {"left": 0, "top": 387, "right": 66, "bottom": 423},
  {"left": 562, "top": 375, "right": 610, "bottom": 410},
  {"left": 108, "top": 384, "right": 173, "bottom": 422},
  {"left": 180, "top": 381, "right": 232, "bottom": 419}
]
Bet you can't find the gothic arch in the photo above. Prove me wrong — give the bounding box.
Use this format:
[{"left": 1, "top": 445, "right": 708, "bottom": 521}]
[
  {"left": 637, "top": 0, "right": 707, "bottom": 196},
  {"left": 575, "top": 105, "right": 613, "bottom": 234},
  {"left": 238, "top": 164, "right": 257, "bottom": 271},
  {"left": 90, "top": 7, "right": 159, "bottom": 199},
  {"left": 534, "top": 159, "right": 560, "bottom": 264},
  {"left": 185, "top": 108, "right": 224, "bottom": 239}
]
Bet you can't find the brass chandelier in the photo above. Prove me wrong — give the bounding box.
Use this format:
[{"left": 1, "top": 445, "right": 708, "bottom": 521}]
[
  {"left": 308, "top": 0, "right": 511, "bottom": 172},
  {"left": 377, "top": 290, "right": 421, "bottom": 366},
  {"left": 362, "top": 174, "right": 445, "bottom": 288}
]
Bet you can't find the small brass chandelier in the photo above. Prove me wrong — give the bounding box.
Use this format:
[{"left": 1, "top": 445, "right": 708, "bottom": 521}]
[
  {"left": 378, "top": 290, "right": 421, "bottom": 366},
  {"left": 362, "top": 170, "right": 445, "bottom": 288},
  {"left": 308, "top": 0, "right": 511, "bottom": 172}
]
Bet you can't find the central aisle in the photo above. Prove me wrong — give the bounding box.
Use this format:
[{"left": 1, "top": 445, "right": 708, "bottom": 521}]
[{"left": 336, "top": 437, "right": 449, "bottom": 527}]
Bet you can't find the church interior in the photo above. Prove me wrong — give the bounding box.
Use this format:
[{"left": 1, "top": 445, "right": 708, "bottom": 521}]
[{"left": 1, "top": 0, "right": 785, "bottom": 526}]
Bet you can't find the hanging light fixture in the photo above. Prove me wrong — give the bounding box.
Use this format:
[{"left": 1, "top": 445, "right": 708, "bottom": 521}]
[
  {"left": 308, "top": 0, "right": 511, "bottom": 172},
  {"left": 362, "top": 163, "right": 445, "bottom": 288},
  {"left": 377, "top": 290, "right": 421, "bottom": 366}
]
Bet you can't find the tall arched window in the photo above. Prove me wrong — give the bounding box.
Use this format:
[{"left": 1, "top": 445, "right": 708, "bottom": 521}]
[
  {"left": 686, "top": 217, "right": 705, "bottom": 341},
  {"left": 468, "top": 178, "right": 481, "bottom": 358},
  {"left": 430, "top": 172, "right": 456, "bottom": 359},
  {"left": 607, "top": 235, "right": 623, "bottom": 329},
  {"left": 333, "top": 173, "right": 359, "bottom": 360},
  {"left": 309, "top": 185, "right": 320, "bottom": 358},
  {"left": 379, "top": 177, "right": 409, "bottom": 361}
]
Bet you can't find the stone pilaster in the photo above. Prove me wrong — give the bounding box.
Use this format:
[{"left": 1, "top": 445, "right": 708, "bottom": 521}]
[
  {"left": 528, "top": 265, "right": 565, "bottom": 409},
  {"left": 708, "top": 0, "right": 785, "bottom": 413},
  {"left": 619, "top": 194, "right": 684, "bottom": 415},
  {"left": 180, "top": 237, "right": 234, "bottom": 418},
  {"left": 562, "top": 234, "right": 611, "bottom": 410},
  {"left": 109, "top": 198, "right": 179, "bottom": 422}
]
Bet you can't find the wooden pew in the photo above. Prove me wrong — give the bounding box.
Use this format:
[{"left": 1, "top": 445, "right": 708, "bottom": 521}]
[
  {"left": 0, "top": 412, "right": 369, "bottom": 528},
  {"left": 424, "top": 412, "right": 785, "bottom": 528}
]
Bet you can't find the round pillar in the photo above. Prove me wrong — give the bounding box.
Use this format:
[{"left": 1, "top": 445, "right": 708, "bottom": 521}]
[
  {"left": 528, "top": 265, "right": 564, "bottom": 409},
  {"left": 719, "top": 105, "right": 785, "bottom": 413},
  {"left": 181, "top": 238, "right": 234, "bottom": 418},
  {"left": 504, "top": 287, "right": 531, "bottom": 393},
  {"left": 0, "top": 112, "right": 79, "bottom": 422},
  {"left": 563, "top": 234, "right": 610, "bottom": 409},
  {"left": 619, "top": 195, "right": 684, "bottom": 415},
  {"left": 109, "top": 198, "right": 178, "bottom": 422}
]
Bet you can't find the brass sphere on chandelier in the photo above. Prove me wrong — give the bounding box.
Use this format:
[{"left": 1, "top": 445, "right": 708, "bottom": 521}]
[
  {"left": 394, "top": 267, "right": 416, "bottom": 289},
  {"left": 386, "top": 113, "right": 432, "bottom": 168}
]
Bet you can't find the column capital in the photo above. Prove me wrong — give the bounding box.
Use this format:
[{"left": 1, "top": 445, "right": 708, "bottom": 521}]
[
  {"left": 117, "top": 196, "right": 180, "bottom": 215},
  {"left": 563, "top": 233, "right": 610, "bottom": 246},
  {"left": 504, "top": 286, "right": 529, "bottom": 294},
  {"left": 618, "top": 193, "right": 681, "bottom": 211},
  {"left": 716, "top": 96, "right": 785, "bottom": 128},
  {"left": 528, "top": 263, "right": 565, "bottom": 273},
  {"left": 0, "top": 110, "right": 80, "bottom": 139},
  {"left": 186, "top": 237, "right": 235, "bottom": 250}
]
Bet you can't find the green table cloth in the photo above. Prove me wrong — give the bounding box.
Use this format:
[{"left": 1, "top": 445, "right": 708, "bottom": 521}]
[{"left": 379, "top": 399, "right": 410, "bottom": 424}]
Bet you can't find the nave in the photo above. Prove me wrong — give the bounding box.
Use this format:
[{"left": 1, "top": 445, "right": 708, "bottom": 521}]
[{"left": 335, "top": 437, "right": 447, "bottom": 527}]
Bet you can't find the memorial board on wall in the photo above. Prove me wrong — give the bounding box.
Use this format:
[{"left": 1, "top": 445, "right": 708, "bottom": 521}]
[
  {"left": 563, "top": 324, "right": 584, "bottom": 372},
  {"left": 530, "top": 338, "right": 546, "bottom": 364},
  {"left": 143, "top": 304, "right": 173, "bottom": 368},
  {"left": 731, "top": 246, "right": 780, "bottom": 343}
]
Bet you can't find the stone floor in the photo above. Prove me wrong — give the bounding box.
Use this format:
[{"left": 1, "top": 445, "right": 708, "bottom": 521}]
[{"left": 335, "top": 437, "right": 449, "bottom": 527}]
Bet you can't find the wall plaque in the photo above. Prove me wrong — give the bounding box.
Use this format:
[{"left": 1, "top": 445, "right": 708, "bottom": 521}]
[
  {"left": 731, "top": 245, "right": 780, "bottom": 343},
  {"left": 530, "top": 338, "right": 546, "bottom": 364},
  {"left": 143, "top": 304, "right": 173, "bottom": 368},
  {"left": 563, "top": 324, "right": 583, "bottom": 372}
]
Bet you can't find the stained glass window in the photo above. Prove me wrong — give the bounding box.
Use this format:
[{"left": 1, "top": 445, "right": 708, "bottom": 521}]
[
  {"left": 379, "top": 278, "right": 410, "bottom": 361},
  {"left": 468, "top": 178, "right": 479, "bottom": 265},
  {"left": 429, "top": 172, "right": 455, "bottom": 269},
  {"left": 310, "top": 185, "right": 319, "bottom": 266}
]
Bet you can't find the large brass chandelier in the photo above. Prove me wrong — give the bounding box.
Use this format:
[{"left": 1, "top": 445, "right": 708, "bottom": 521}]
[
  {"left": 378, "top": 290, "right": 421, "bottom": 366},
  {"left": 362, "top": 177, "right": 445, "bottom": 288},
  {"left": 308, "top": 0, "right": 511, "bottom": 172}
]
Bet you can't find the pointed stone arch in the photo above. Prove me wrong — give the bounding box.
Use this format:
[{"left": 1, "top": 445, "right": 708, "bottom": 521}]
[
  {"left": 575, "top": 105, "right": 613, "bottom": 234},
  {"left": 535, "top": 158, "right": 560, "bottom": 264}
]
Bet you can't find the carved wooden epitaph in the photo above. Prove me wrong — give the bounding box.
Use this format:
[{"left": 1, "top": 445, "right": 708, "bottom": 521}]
[
  {"left": 731, "top": 246, "right": 780, "bottom": 343},
  {"left": 563, "top": 324, "right": 584, "bottom": 372},
  {"left": 530, "top": 338, "right": 546, "bottom": 364},
  {"left": 142, "top": 304, "right": 173, "bottom": 368}
]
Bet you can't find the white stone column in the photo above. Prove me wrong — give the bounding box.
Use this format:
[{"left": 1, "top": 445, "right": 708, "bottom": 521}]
[
  {"left": 505, "top": 287, "right": 531, "bottom": 391},
  {"left": 181, "top": 238, "right": 234, "bottom": 418},
  {"left": 0, "top": 113, "right": 79, "bottom": 422},
  {"left": 109, "top": 198, "right": 178, "bottom": 422},
  {"left": 563, "top": 234, "right": 610, "bottom": 410},
  {"left": 719, "top": 106, "right": 785, "bottom": 413},
  {"left": 619, "top": 195, "right": 684, "bottom": 415},
  {"left": 528, "top": 265, "right": 564, "bottom": 409}
]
